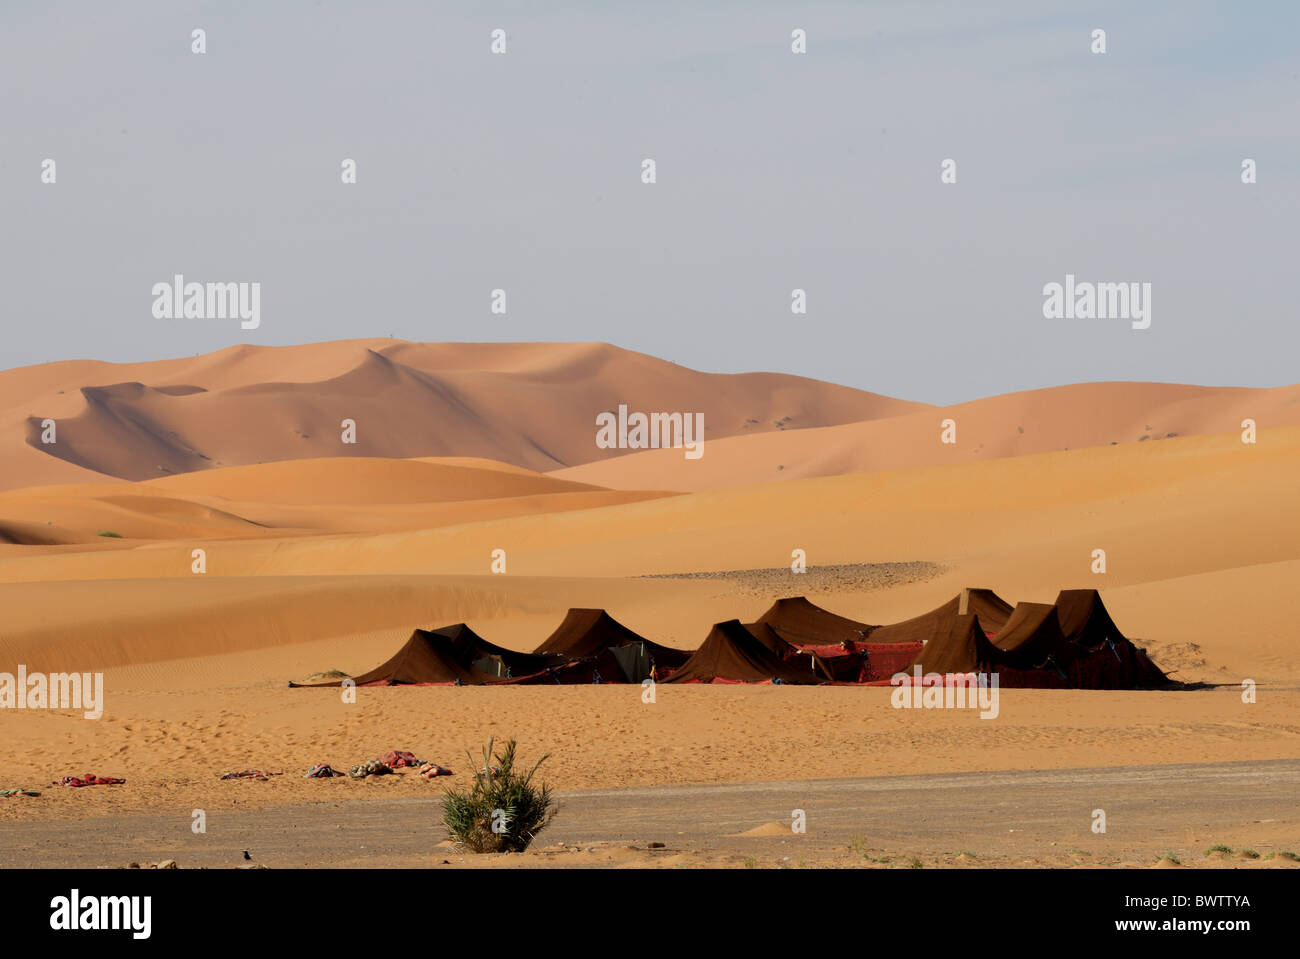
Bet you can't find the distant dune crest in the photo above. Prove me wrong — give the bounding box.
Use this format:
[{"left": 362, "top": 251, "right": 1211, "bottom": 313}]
[
  {"left": 1, "top": 340, "right": 1295, "bottom": 492},
  {"left": 0, "top": 341, "right": 924, "bottom": 489}
]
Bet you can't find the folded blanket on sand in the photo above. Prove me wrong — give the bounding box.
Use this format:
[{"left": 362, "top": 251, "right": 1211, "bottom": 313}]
[
  {"left": 1, "top": 789, "right": 40, "bottom": 797},
  {"left": 310, "top": 752, "right": 452, "bottom": 780},
  {"left": 52, "top": 774, "right": 125, "bottom": 787},
  {"left": 349, "top": 750, "right": 438, "bottom": 779},
  {"left": 304, "top": 764, "right": 345, "bottom": 779},
  {"left": 381, "top": 750, "right": 421, "bottom": 769},
  {"left": 220, "top": 770, "right": 284, "bottom": 780}
]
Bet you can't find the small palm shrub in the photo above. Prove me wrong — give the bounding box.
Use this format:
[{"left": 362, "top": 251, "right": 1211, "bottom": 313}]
[{"left": 441, "top": 738, "right": 554, "bottom": 853}]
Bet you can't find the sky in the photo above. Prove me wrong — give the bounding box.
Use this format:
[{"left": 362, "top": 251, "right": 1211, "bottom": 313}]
[{"left": 1, "top": 0, "right": 1297, "bottom": 404}]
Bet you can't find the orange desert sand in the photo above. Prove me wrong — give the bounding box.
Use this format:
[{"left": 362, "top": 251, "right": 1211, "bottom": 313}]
[{"left": 0, "top": 341, "right": 1296, "bottom": 866}]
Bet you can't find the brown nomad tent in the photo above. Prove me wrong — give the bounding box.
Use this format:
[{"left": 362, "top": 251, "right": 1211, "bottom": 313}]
[
  {"left": 1052, "top": 589, "right": 1173, "bottom": 688},
  {"left": 905, "top": 613, "right": 1003, "bottom": 675},
  {"left": 433, "top": 623, "right": 566, "bottom": 679},
  {"left": 288, "top": 629, "right": 498, "bottom": 687},
  {"left": 754, "top": 596, "right": 875, "bottom": 648},
  {"left": 533, "top": 609, "right": 690, "bottom": 680},
  {"left": 664, "top": 620, "right": 824, "bottom": 684},
  {"left": 868, "top": 589, "right": 1014, "bottom": 645},
  {"left": 743, "top": 621, "right": 835, "bottom": 681}
]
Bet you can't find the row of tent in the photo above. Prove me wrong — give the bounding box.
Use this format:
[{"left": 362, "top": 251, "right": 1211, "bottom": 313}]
[{"left": 289, "top": 589, "right": 1173, "bottom": 690}]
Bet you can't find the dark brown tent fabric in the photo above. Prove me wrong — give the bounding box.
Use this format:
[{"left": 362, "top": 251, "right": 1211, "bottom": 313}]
[
  {"left": 743, "top": 621, "right": 798, "bottom": 656},
  {"left": 868, "top": 589, "right": 1014, "bottom": 646},
  {"left": 960, "top": 588, "right": 1014, "bottom": 633},
  {"left": 432, "top": 623, "right": 565, "bottom": 679},
  {"left": 1052, "top": 589, "right": 1173, "bottom": 688},
  {"left": 288, "top": 629, "right": 497, "bottom": 687},
  {"left": 989, "top": 603, "right": 1073, "bottom": 673},
  {"left": 743, "top": 621, "right": 835, "bottom": 681},
  {"left": 906, "top": 614, "right": 1003, "bottom": 674},
  {"left": 1053, "top": 590, "right": 1128, "bottom": 650},
  {"left": 754, "top": 596, "right": 875, "bottom": 648},
  {"left": 533, "top": 608, "right": 689, "bottom": 670},
  {"left": 866, "top": 597, "right": 961, "bottom": 646},
  {"left": 496, "top": 647, "right": 629, "bottom": 685},
  {"left": 664, "top": 620, "right": 824, "bottom": 685}
]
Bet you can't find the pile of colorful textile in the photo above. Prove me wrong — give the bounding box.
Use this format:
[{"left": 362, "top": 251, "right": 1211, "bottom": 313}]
[
  {"left": 304, "top": 750, "right": 453, "bottom": 780},
  {"left": 380, "top": 750, "right": 421, "bottom": 768},
  {"left": 347, "top": 758, "right": 394, "bottom": 779},
  {"left": 346, "top": 749, "right": 451, "bottom": 779},
  {"left": 52, "top": 774, "right": 125, "bottom": 787}
]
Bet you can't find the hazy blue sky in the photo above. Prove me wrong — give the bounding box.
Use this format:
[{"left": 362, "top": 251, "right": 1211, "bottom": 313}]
[{"left": 2, "top": 1, "right": 1296, "bottom": 404}]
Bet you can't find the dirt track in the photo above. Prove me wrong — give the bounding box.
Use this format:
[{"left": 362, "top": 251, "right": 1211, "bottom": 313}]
[{"left": 2, "top": 759, "right": 1296, "bottom": 869}]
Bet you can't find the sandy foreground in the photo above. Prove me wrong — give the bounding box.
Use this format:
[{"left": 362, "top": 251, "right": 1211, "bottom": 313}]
[
  {"left": 3, "top": 762, "right": 1297, "bottom": 870},
  {"left": 0, "top": 354, "right": 1297, "bottom": 865}
]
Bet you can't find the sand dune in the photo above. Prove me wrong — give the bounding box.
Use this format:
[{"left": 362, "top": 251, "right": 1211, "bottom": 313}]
[
  {"left": 0, "top": 341, "right": 1295, "bottom": 846},
  {"left": 0, "top": 427, "right": 1295, "bottom": 688},
  {"left": 6, "top": 425, "right": 1291, "bottom": 588},
  {"left": 1, "top": 340, "right": 923, "bottom": 488},
  {"left": 0, "top": 456, "right": 674, "bottom": 544},
  {"left": 145, "top": 457, "right": 610, "bottom": 505},
  {"left": 554, "top": 381, "right": 1300, "bottom": 490}
]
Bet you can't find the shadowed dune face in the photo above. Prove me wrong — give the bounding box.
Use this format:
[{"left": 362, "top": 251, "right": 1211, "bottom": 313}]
[{"left": 3, "top": 340, "right": 925, "bottom": 488}]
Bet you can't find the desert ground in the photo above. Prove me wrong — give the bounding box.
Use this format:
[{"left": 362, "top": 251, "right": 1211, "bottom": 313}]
[{"left": 1, "top": 341, "right": 1296, "bottom": 867}]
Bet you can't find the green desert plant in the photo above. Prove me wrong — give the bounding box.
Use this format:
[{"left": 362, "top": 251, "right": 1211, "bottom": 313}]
[
  {"left": 1205, "top": 844, "right": 1233, "bottom": 856},
  {"left": 441, "top": 738, "right": 554, "bottom": 853},
  {"left": 305, "top": 669, "right": 349, "bottom": 681},
  {"left": 96, "top": 530, "right": 122, "bottom": 538}
]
